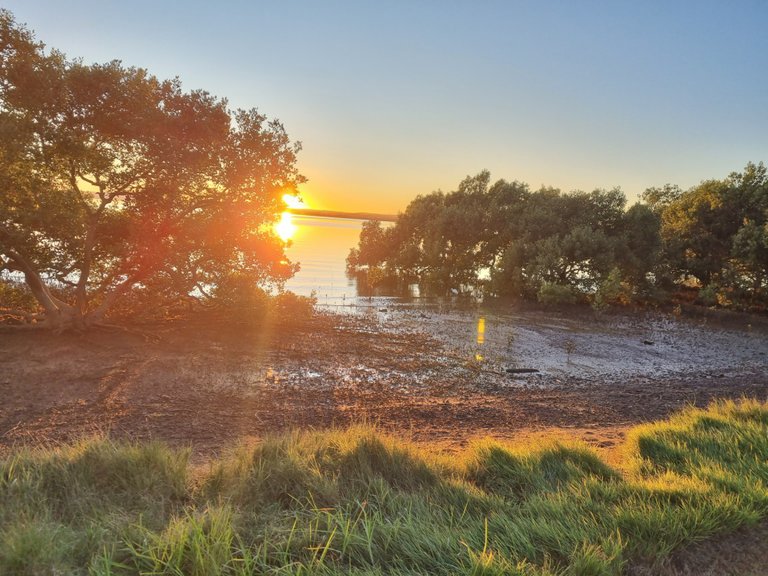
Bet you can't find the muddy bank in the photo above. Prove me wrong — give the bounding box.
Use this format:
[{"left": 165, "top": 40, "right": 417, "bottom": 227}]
[{"left": 1, "top": 307, "right": 766, "bottom": 460}]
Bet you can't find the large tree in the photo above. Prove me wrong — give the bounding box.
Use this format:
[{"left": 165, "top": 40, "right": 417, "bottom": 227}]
[
  {"left": 0, "top": 11, "right": 303, "bottom": 330},
  {"left": 348, "top": 173, "right": 646, "bottom": 302},
  {"left": 657, "top": 162, "right": 768, "bottom": 297}
]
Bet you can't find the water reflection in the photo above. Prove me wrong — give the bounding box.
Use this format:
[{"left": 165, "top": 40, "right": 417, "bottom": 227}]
[
  {"left": 283, "top": 216, "right": 477, "bottom": 310},
  {"left": 348, "top": 269, "right": 419, "bottom": 299},
  {"left": 280, "top": 217, "right": 514, "bottom": 361},
  {"left": 476, "top": 316, "right": 485, "bottom": 345},
  {"left": 275, "top": 212, "right": 296, "bottom": 242},
  {"left": 283, "top": 216, "right": 373, "bottom": 302},
  {"left": 475, "top": 316, "right": 486, "bottom": 361}
]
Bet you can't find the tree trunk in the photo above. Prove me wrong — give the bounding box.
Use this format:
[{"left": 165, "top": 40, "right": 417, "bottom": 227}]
[{"left": 4, "top": 247, "right": 86, "bottom": 331}]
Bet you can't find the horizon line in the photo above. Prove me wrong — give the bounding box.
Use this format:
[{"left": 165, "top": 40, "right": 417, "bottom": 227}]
[{"left": 287, "top": 207, "right": 398, "bottom": 222}]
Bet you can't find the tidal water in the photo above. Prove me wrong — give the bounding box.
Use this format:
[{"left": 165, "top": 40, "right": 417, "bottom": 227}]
[
  {"left": 280, "top": 214, "right": 464, "bottom": 313},
  {"left": 282, "top": 215, "right": 381, "bottom": 307}
]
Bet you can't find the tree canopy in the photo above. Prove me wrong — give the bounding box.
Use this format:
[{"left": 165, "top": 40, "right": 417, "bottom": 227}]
[
  {"left": 0, "top": 11, "right": 303, "bottom": 329},
  {"left": 658, "top": 162, "right": 768, "bottom": 303},
  {"left": 349, "top": 163, "right": 767, "bottom": 311}
]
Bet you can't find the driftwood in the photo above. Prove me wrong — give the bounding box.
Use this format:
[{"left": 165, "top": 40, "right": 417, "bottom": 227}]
[{"left": 505, "top": 368, "right": 540, "bottom": 374}]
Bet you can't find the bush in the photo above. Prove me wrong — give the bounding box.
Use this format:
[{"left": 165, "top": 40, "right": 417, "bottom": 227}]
[
  {"left": 697, "top": 284, "right": 719, "bottom": 307},
  {"left": 537, "top": 282, "right": 579, "bottom": 306},
  {"left": 592, "top": 268, "right": 633, "bottom": 311},
  {"left": 0, "top": 278, "right": 39, "bottom": 322},
  {"left": 271, "top": 290, "right": 316, "bottom": 320}
]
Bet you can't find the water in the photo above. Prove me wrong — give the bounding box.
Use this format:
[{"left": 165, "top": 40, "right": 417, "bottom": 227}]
[
  {"left": 281, "top": 214, "right": 455, "bottom": 310},
  {"left": 278, "top": 216, "right": 768, "bottom": 379},
  {"left": 282, "top": 215, "right": 377, "bottom": 306}
]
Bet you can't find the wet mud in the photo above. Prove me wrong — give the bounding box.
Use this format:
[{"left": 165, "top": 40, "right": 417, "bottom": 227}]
[{"left": 1, "top": 307, "right": 766, "bottom": 461}]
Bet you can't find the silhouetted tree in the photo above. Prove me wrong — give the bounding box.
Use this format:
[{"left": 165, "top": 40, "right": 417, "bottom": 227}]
[{"left": 0, "top": 11, "right": 302, "bottom": 329}]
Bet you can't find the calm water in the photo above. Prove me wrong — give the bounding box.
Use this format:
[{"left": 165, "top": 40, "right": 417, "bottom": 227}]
[
  {"left": 282, "top": 215, "right": 377, "bottom": 306},
  {"left": 280, "top": 214, "right": 451, "bottom": 311}
]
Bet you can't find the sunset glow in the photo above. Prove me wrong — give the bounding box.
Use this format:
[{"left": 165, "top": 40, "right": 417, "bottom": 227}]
[
  {"left": 275, "top": 211, "right": 296, "bottom": 242},
  {"left": 282, "top": 194, "right": 305, "bottom": 209},
  {"left": 2, "top": 6, "right": 767, "bottom": 574}
]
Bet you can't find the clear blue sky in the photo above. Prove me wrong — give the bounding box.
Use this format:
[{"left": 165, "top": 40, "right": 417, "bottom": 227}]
[{"left": 5, "top": 1, "right": 768, "bottom": 212}]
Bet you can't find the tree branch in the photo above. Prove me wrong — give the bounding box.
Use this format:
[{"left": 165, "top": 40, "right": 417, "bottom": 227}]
[
  {"left": 90, "top": 273, "right": 141, "bottom": 321},
  {"left": 68, "top": 163, "right": 94, "bottom": 216},
  {"left": 0, "top": 308, "right": 44, "bottom": 322}
]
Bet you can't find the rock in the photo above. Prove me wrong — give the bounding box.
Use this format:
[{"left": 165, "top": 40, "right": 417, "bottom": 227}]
[{"left": 643, "top": 340, "right": 655, "bottom": 345}]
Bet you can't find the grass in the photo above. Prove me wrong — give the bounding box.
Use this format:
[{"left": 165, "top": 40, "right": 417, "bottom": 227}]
[{"left": 1, "top": 399, "right": 768, "bottom": 575}]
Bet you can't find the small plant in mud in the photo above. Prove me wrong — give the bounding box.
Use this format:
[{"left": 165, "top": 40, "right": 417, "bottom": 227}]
[
  {"left": 564, "top": 338, "right": 577, "bottom": 363},
  {"left": 465, "top": 348, "right": 485, "bottom": 371}
]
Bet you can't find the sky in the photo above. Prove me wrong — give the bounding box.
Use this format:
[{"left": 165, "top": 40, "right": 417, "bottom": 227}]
[{"left": 4, "top": 1, "right": 768, "bottom": 213}]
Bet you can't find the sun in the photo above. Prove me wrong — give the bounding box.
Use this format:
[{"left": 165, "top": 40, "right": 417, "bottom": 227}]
[
  {"left": 282, "top": 193, "right": 305, "bottom": 209},
  {"left": 275, "top": 193, "right": 304, "bottom": 242}
]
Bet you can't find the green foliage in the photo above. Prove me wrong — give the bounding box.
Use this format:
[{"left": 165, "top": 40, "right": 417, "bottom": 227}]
[
  {"left": 349, "top": 162, "right": 767, "bottom": 309},
  {"left": 641, "top": 184, "right": 683, "bottom": 213},
  {"left": 0, "top": 277, "right": 39, "bottom": 320},
  {"left": 346, "top": 221, "right": 394, "bottom": 271},
  {"left": 592, "top": 268, "right": 632, "bottom": 311},
  {"left": 619, "top": 204, "right": 661, "bottom": 289},
  {"left": 0, "top": 10, "right": 302, "bottom": 328},
  {"left": 348, "top": 173, "right": 652, "bottom": 303},
  {"left": 654, "top": 162, "right": 768, "bottom": 306},
  {"left": 206, "top": 277, "right": 315, "bottom": 326},
  {"left": 2, "top": 401, "right": 768, "bottom": 575},
  {"left": 697, "top": 283, "right": 720, "bottom": 307},
  {"left": 537, "top": 282, "right": 579, "bottom": 306},
  {"left": 212, "top": 273, "right": 273, "bottom": 312},
  {"left": 730, "top": 219, "right": 768, "bottom": 296}
]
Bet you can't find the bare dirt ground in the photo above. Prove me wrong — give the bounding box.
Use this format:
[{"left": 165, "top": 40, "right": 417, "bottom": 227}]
[
  {"left": 1, "top": 306, "right": 765, "bottom": 458},
  {"left": 0, "top": 305, "right": 766, "bottom": 573}
]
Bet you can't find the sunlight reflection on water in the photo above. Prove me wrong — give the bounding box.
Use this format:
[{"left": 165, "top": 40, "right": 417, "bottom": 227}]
[{"left": 283, "top": 216, "right": 374, "bottom": 304}]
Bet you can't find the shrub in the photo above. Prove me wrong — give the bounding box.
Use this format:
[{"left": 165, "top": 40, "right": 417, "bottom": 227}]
[{"left": 537, "top": 282, "right": 579, "bottom": 306}]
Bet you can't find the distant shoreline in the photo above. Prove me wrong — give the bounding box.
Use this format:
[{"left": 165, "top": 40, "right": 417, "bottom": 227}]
[{"left": 288, "top": 207, "right": 397, "bottom": 222}]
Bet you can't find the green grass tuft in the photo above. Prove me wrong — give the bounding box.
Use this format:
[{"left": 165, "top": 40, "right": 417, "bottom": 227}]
[{"left": 1, "top": 400, "right": 768, "bottom": 575}]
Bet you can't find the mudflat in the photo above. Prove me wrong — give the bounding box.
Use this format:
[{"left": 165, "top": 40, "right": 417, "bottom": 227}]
[{"left": 1, "top": 306, "right": 766, "bottom": 461}]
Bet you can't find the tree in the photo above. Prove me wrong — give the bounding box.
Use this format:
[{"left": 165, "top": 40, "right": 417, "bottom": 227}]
[
  {"left": 347, "top": 173, "right": 494, "bottom": 295},
  {"left": 730, "top": 220, "right": 768, "bottom": 296},
  {"left": 345, "top": 220, "right": 392, "bottom": 270},
  {"left": 660, "top": 179, "right": 732, "bottom": 286},
  {"left": 528, "top": 225, "right": 614, "bottom": 292},
  {"left": 618, "top": 203, "right": 661, "bottom": 289},
  {"left": 642, "top": 183, "right": 682, "bottom": 214},
  {"left": 0, "top": 11, "right": 303, "bottom": 329},
  {"left": 657, "top": 163, "right": 768, "bottom": 293}
]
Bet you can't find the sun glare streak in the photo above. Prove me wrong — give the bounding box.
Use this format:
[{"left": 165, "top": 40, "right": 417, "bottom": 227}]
[{"left": 275, "top": 212, "right": 296, "bottom": 242}]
